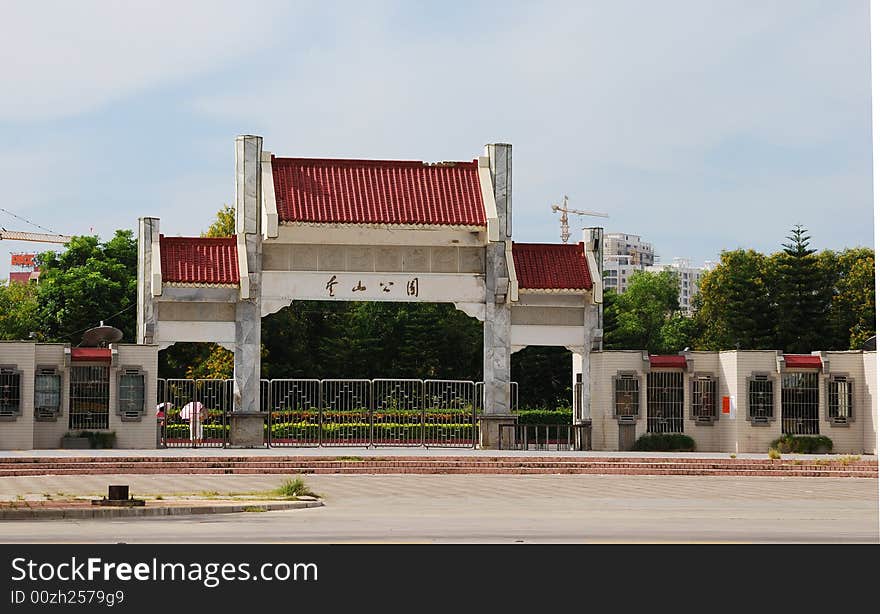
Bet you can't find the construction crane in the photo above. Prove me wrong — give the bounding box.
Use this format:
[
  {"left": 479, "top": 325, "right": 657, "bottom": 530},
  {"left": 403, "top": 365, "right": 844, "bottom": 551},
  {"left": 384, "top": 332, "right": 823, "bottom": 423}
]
[
  {"left": 550, "top": 195, "right": 609, "bottom": 244},
  {"left": 0, "top": 229, "right": 72, "bottom": 244}
]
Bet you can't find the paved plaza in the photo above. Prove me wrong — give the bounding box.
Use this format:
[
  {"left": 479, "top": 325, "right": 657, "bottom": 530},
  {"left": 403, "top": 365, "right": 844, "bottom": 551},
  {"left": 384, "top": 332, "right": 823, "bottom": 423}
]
[{"left": 0, "top": 473, "right": 876, "bottom": 543}]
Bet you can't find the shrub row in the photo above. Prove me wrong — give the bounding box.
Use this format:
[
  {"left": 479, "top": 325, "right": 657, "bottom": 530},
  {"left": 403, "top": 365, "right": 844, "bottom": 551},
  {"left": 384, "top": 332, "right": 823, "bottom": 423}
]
[
  {"left": 515, "top": 410, "right": 572, "bottom": 425},
  {"left": 770, "top": 435, "right": 833, "bottom": 454},
  {"left": 64, "top": 431, "right": 117, "bottom": 449},
  {"left": 164, "top": 422, "right": 475, "bottom": 439},
  {"left": 633, "top": 433, "right": 696, "bottom": 452}
]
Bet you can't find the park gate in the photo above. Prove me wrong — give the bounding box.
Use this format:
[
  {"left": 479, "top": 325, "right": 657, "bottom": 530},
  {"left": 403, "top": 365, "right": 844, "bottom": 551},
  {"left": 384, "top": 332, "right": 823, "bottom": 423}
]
[{"left": 155, "top": 378, "right": 516, "bottom": 448}]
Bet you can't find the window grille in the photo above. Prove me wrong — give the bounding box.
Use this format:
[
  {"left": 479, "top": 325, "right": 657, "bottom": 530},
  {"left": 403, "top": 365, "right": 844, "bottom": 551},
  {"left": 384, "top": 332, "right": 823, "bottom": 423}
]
[
  {"left": 781, "top": 371, "right": 819, "bottom": 435},
  {"left": 748, "top": 374, "right": 773, "bottom": 424},
  {"left": 34, "top": 368, "right": 61, "bottom": 420},
  {"left": 691, "top": 375, "right": 717, "bottom": 422},
  {"left": 118, "top": 368, "right": 145, "bottom": 421},
  {"left": 69, "top": 366, "right": 110, "bottom": 430},
  {"left": 0, "top": 367, "right": 22, "bottom": 418},
  {"left": 827, "top": 375, "right": 854, "bottom": 425},
  {"left": 613, "top": 373, "right": 639, "bottom": 422},
  {"left": 647, "top": 371, "right": 684, "bottom": 433}
]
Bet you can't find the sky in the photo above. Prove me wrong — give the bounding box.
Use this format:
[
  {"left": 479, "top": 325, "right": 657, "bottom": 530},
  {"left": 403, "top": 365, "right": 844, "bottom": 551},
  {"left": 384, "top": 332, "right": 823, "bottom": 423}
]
[{"left": 0, "top": 0, "right": 873, "bottom": 280}]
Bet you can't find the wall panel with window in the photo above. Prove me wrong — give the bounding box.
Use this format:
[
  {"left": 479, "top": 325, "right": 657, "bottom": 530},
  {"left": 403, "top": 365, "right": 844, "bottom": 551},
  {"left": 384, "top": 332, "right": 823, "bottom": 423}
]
[{"left": 0, "top": 366, "right": 22, "bottom": 420}]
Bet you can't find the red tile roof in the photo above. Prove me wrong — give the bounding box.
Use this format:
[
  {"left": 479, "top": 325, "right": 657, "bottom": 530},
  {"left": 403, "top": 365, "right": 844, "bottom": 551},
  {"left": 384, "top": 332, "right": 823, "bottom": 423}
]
[
  {"left": 649, "top": 355, "right": 687, "bottom": 369},
  {"left": 783, "top": 354, "right": 822, "bottom": 369},
  {"left": 271, "top": 157, "right": 486, "bottom": 226},
  {"left": 512, "top": 243, "right": 593, "bottom": 291},
  {"left": 70, "top": 348, "right": 111, "bottom": 362},
  {"left": 159, "top": 236, "right": 239, "bottom": 285}
]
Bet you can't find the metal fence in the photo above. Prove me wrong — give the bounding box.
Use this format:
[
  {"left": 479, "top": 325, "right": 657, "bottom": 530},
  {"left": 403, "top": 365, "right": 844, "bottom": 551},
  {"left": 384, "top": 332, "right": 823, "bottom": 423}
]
[
  {"left": 69, "top": 366, "right": 110, "bottom": 430},
  {"left": 781, "top": 372, "right": 820, "bottom": 435},
  {"left": 646, "top": 371, "right": 684, "bottom": 433},
  {"left": 498, "top": 423, "right": 590, "bottom": 451},
  {"left": 158, "top": 378, "right": 502, "bottom": 448},
  {"left": 268, "top": 379, "right": 477, "bottom": 448}
]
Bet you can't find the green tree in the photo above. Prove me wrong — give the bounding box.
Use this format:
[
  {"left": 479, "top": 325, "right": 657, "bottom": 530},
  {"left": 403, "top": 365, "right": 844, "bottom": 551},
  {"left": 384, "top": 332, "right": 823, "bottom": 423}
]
[
  {"left": 203, "top": 204, "right": 235, "bottom": 237},
  {"left": 694, "top": 249, "right": 775, "bottom": 350},
  {"left": 604, "top": 270, "right": 691, "bottom": 353},
  {"left": 35, "top": 231, "right": 138, "bottom": 343},
  {"left": 0, "top": 280, "right": 41, "bottom": 340},
  {"left": 772, "top": 225, "right": 829, "bottom": 352},
  {"left": 820, "top": 247, "right": 875, "bottom": 349}
]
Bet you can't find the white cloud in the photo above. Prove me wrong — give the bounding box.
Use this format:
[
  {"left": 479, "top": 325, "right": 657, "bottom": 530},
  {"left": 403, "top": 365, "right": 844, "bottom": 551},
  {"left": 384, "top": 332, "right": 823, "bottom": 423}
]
[{"left": 0, "top": 0, "right": 296, "bottom": 121}]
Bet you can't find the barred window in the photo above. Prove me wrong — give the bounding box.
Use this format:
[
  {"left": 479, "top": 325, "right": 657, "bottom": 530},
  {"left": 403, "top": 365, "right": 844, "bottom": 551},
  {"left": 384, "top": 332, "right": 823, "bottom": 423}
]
[
  {"left": 69, "top": 366, "right": 110, "bottom": 430},
  {"left": 647, "top": 371, "right": 684, "bottom": 433},
  {"left": 613, "top": 373, "right": 639, "bottom": 421},
  {"left": 118, "top": 369, "right": 145, "bottom": 420},
  {"left": 827, "top": 375, "right": 854, "bottom": 425},
  {"left": 748, "top": 374, "right": 773, "bottom": 424},
  {"left": 0, "top": 367, "right": 22, "bottom": 418},
  {"left": 34, "top": 368, "right": 62, "bottom": 420},
  {"left": 781, "top": 372, "right": 819, "bottom": 435},
  {"left": 691, "top": 375, "right": 717, "bottom": 422}
]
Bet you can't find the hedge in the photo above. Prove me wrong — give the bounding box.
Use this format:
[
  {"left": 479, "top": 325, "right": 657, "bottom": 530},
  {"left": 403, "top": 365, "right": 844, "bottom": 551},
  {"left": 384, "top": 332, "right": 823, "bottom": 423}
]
[
  {"left": 515, "top": 410, "right": 572, "bottom": 425},
  {"left": 633, "top": 433, "right": 695, "bottom": 452},
  {"left": 164, "top": 422, "right": 475, "bottom": 440},
  {"left": 770, "top": 435, "right": 833, "bottom": 454}
]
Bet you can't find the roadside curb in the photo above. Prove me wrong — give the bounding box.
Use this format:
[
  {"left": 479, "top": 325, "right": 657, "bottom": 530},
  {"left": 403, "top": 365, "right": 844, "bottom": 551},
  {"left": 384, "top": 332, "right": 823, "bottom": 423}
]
[{"left": 0, "top": 499, "right": 323, "bottom": 520}]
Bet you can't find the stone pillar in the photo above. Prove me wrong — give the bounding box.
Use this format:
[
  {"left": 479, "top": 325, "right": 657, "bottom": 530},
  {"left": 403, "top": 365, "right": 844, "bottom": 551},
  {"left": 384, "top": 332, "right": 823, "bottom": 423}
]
[
  {"left": 230, "top": 135, "right": 265, "bottom": 446},
  {"left": 479, "top": 143, "right": 516, "bottom": 448},
  {"left": 136, "top": 217, "right": 160, "bottom": 344}
]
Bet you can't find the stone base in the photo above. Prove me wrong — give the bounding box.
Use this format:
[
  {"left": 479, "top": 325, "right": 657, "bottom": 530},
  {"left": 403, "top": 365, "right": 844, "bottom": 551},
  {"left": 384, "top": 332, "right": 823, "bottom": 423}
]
[
  {"left": 478, "top": 414, "right": 518, "bottom": 450},
  {"left": 574, "top": 419, "right": 592, "bottom": 451},
  {"left": 228, "top": 412, "right": 266, "bottom": 448}
]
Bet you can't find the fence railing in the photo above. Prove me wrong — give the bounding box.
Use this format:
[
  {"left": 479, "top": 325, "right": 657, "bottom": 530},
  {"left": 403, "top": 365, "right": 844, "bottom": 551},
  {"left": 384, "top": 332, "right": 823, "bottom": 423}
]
[
  {"left": 156, "top": 378, "right": 520, "bottom": 449},
  {"left": 498, "top": 423, "right": 590, "bottom": 452}
]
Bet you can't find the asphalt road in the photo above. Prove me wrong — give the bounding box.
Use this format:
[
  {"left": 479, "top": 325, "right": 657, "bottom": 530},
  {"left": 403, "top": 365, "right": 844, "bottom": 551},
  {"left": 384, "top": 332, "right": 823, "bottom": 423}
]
[{"left": 0, "top": 474, "right": 877, "bottom": 543}]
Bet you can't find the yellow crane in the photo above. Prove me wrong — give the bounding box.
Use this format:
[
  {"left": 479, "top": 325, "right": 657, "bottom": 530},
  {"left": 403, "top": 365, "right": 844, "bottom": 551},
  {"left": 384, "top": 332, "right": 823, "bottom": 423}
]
[
  {"left": 0, "top": 229, "right": 72, "bottom": 244},
  {"left": 550, "top": 195, "right": 609, "bottom": 244}
]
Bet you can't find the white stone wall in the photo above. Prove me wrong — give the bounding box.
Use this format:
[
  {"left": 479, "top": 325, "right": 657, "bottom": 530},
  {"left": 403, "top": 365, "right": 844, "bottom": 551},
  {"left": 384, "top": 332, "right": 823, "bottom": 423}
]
[
  {"left": 683, "top": 352, "right": 721, "bottom": 452},
  {"left": 730, "top": 351, "right": 781, "bottom": 454},
  {"left": 32, "top": 344, "right": 69, "bottom": 449},
  {"left": 110, "top": 344, "right": 159, "bottom": 449},
  {"left": 821, "top": 351, "right": 868, "bottom": 454},
  {"left": 587, "top": 350, "right": 645, "bottom": 450},
  {"left": 584, "top": 349, "right": 878, "bottom": 453},
  {"left": 862, "top": 351, "right": 877, "bottom": 454},
  {"left": 0, "top": 342, "right": 36, "bottom": 450}
]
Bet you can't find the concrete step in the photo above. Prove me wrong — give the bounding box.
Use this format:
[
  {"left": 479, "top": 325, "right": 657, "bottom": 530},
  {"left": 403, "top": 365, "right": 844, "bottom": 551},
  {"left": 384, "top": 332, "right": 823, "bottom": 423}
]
[
  {"left": 0, "top": 456, "right": 875, "bottom": 478},
  {"left": 0, "top": 466, "right": 875, "bottom": 478},
  {"left": 0, "top": 460, "right": 874, "bottom": 472}
]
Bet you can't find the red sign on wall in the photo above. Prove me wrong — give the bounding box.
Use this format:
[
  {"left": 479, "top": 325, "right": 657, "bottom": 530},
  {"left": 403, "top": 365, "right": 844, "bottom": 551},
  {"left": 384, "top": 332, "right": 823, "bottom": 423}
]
[{"left": 11, "top": 253, "right": 35, "bottom": 267}]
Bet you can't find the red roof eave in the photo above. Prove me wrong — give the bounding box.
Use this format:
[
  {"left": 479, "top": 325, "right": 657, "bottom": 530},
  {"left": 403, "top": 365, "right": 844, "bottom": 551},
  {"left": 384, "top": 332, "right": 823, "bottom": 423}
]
[
  {"left": 649, "top": 355, "right": 687, "bottom": 369},
  {"left": 70, "top": 348, "right": 112, "bottom": 362},
  {"left": 512, "top": 242, "right": 593, "bottom": 291},
  {"left": 783, "top": 354, "right": 822, "bottom": 369}
]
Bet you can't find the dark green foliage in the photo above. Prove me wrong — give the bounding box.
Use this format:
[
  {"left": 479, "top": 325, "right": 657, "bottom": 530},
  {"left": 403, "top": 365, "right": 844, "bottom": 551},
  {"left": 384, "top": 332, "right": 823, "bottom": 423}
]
[
  {"left": 515, "top": 410, "right": 572, "bottom": 425},
  {"left": 695, "top": 227, "right": 875, "bottom": 351},
  {"left": 65, "top": 431, "right": 116, "bottom": 449},
  {"left": 511, "top": 346, "right": 572, "bottom": 409},
  {"left": 695, "top": 249, "right": 775, "bottom": 350},
  {"left": 633, "top": 433, "right": 695, "bottom": 451},
  {"left": 34, "top": 231, "right": 138, "bottom": 343},
  {"left": 773, "top": 225, "right": 831, "bottom": 353},
  {"left": 770, "top": 435, "right": 833, "bottom": 454},
  {"left": 603, "top": 270, "right": 696, "bottom": 353}
]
